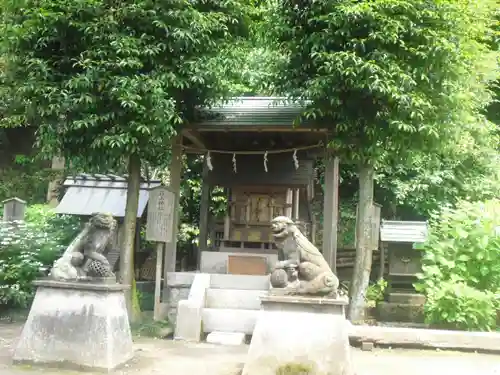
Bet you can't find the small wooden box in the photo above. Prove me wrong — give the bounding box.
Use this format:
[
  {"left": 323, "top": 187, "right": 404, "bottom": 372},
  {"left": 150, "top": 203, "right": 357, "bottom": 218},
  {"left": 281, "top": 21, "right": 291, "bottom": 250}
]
[{"left": 227, "top": 255, "right": 268, "bottom": 276}]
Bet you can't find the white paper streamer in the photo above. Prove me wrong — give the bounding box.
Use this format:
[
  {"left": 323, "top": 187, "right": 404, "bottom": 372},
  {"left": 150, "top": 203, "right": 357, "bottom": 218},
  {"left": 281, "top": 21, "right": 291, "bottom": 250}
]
[
  {"left": 232, "top": 153, "right": 237, "bottom": 173},
  {"left": 263, "top": 151, "right": 268, "bottom": 172},
  {"left": 293, "top": 149, "right": 299, "bottom": 169},
  {"left": 206, "top": 151, "right": 213, "bottom": 171}
]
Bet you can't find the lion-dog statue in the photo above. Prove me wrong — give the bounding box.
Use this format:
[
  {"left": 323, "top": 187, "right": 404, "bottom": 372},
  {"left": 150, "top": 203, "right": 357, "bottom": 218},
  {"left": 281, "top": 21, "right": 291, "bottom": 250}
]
[{"left": 269, "top": 216, "right": 339, "bottom": 297}]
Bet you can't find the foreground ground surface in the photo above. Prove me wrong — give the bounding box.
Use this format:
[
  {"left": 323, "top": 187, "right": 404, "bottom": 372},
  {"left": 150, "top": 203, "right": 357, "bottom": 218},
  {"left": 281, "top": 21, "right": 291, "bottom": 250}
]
[{"left": 1, "top": 323, "right": 500, "bottom": 375}]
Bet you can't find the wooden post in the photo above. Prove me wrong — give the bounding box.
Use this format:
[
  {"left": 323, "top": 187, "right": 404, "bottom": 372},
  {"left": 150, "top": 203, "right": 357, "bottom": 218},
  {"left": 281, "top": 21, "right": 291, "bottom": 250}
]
[
  {"left": 147, "top": 185, "right": 175, "bottom": 320},
  {"left": 293, "top": 188, "right": 300, "bottom": 220},
  {"left": 379, "top": 242, "right": 386, "bottom": 280},
  {"left": 322, "top": 155, "right": 340, "bottom": 273},
  {"left": 223, "top": 188, "right": 231, "bottom": 241},
  {"left": 154, "top": 242, "right": 164, "bottom": 321},
  {"left": 285, "top": 189, "right": 293, "bottom": 217},
  {"left": 163, "top": 135, "right": 183, "bottom": 277},
  {"left": 198, "top": 163, "right": 210, "bottom": 269}
]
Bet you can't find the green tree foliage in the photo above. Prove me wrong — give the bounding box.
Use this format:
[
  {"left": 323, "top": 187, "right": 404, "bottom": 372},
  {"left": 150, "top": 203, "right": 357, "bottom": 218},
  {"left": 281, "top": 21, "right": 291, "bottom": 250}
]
[
  {"left": 267, "top": 0, "right": 499, "bottom": 320},
  {"left": 415, "top": 199, "right": 500, "bottom": 331},
  {"left": 0, "top": 0, "right": 248, "bottom": 164},
  {"left": 0, "top": 0, "right": 250, "bottom": 321}
]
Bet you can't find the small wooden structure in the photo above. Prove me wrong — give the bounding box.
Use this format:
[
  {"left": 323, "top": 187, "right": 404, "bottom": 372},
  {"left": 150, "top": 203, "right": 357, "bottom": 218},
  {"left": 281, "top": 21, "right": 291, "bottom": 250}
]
[
  {"left": 178, "top": 97, "right": 340, "bottom": 280},
  {"left": 380, "top": 220, "right": 428, "bottom": 297},
  {"left": 2, "top": 197, "right": 26, "bottom": 222}
]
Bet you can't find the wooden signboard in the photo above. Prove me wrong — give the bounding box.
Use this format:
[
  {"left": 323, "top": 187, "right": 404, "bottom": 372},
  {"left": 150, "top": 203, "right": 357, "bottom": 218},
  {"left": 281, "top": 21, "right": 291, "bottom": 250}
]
[{"left": 146, "top": 186, "right": 175, "bottom": 243}]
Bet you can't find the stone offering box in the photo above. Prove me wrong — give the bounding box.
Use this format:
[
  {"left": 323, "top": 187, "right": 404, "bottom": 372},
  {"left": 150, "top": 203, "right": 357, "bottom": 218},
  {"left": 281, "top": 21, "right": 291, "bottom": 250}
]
[
  {"left": 242, "top": 295, "right": 354, "bottom": 375},
  {"left": 13, "top": 279, "right": 134, "bottom": 372}
]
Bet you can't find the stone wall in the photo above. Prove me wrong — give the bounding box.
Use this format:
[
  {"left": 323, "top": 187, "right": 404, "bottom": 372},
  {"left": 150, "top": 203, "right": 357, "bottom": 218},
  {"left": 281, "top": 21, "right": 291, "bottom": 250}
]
[{"left": 164, "top": 272, "right": 195, "bottom": 324}]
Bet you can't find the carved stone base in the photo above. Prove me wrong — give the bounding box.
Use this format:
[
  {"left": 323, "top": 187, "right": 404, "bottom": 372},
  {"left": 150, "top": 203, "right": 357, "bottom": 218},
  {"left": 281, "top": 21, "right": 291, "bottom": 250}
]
[
  {"left": 242, "top": 295, "right": 354, "bottom": 375},
  {"left": 13, "top": 279, "right": 134, "bottom": 372}
]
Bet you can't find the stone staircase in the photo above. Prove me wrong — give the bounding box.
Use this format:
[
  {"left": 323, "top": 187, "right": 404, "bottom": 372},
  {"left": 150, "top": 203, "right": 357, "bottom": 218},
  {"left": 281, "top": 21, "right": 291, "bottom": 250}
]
[
  {"left": 202, "top": 274, "right": 269, "bottom": 335},
  {"left": 175, "top": 273, "right": 270, "bottom": 342}
]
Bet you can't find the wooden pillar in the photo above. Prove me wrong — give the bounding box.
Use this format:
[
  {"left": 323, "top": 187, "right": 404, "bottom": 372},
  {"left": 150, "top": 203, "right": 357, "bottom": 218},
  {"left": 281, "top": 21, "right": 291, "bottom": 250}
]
[
  {"left": 163, "top": 135, "right": 183, "bottom": 276},
  {"left": 223, "top": 188, "right": 231, "bottom": 241},
  {"left": 322, "top": 155, "right": 340, "bottom": 273},
  {"left": 197, "top": 163, "right": 210, "bottom": 269},
  {"left": 292, "top": 188, "right": 300, "bottom": 220},
  {"left": 285, "top": 189, "right": 293, "bottom": 217}
]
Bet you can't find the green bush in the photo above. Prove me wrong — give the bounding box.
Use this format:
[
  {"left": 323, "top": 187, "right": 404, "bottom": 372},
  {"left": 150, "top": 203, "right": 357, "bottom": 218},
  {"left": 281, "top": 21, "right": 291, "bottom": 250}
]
[
  {"left": 365, "top": 278, "right": 387, "bottom": 308},
  {"left": 0, "top": 205, "right": 80, "bottom": 309},
  {"left": 415, "top": 199, "right": 500, "bottom": 331},
  {"left": 424, "top": 281, "right": 498, "bottom": 331}
]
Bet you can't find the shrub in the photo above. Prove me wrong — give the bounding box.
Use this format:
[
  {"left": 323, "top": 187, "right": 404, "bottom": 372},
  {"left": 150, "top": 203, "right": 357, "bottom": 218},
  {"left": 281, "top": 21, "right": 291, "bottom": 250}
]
[
  {"left": 424, "top": 281, "right": 498, "bottom": 331},
  {"left": 0, "top": 205, "right": 80, "bottom": 309},
  {"left": 365, "top": 278, "right": 387, "bottom": 308},
  {"left": 415, "top": 199, "right": 500, "bottom": 330}
]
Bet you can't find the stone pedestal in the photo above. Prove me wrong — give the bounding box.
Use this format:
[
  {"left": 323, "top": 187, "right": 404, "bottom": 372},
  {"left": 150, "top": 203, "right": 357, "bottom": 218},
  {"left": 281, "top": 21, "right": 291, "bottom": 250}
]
[
  {"left": 242, "top": 295, "right": 354, "bottom": 375},
  {"left": 13, "top": 279, "right": 134, "bottom": 372}
]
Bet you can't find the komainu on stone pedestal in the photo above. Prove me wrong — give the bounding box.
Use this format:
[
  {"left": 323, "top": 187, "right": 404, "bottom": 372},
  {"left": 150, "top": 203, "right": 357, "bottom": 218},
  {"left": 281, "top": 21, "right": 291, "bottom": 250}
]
[
  {"left": 269, "top": 216, "right": 339, "bottom": 297},
  {"left": 12, "top": 280, "right": 134, "bottom": 371},
  {"left": 49, "top": 212, "right": 117, "bottom": 281}
]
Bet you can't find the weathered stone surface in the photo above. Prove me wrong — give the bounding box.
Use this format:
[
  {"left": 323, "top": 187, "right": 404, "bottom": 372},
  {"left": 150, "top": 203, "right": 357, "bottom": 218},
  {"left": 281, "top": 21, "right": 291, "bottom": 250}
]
[
  {"left": 206, "top": 331, "right": 246, "bottom": 346},
  {"left": 349, "top": 325, "right": 500, "bottom": 353},
  {"left": 376, "top": 301, "right": 425, "bottom": 323},
  {"left": 49, "top": 213, "right": 117, "bottom": 281},
  {"left": 269, "top": 216, "right": 339, "bottom": 297},
  {"left": 13, "top": 279, "right": 133, "bottom": 372},
  {"left": 388, "top": 293, "right": 426, "bottom": 305},
  {"left": 174, "top": 273, "right": 211, "bottom": 342},
  {"left": 242, "top": 295, "right": 353, "bottom": 375}
]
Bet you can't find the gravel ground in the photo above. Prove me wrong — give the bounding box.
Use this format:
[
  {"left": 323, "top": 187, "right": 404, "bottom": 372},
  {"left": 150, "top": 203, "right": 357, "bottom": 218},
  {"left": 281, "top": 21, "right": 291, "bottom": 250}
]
[{"left": 1, "top": 323, "right": 500, "bottom": 375}]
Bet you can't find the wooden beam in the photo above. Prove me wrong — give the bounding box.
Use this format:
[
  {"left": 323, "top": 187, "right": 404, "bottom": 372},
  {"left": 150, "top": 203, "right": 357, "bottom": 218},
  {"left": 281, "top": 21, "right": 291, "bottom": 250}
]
[
  {"left": 163, "top": 134, "right": 183, "bottom": 276},
  {"left": 182, "top": 129, "right": 206, "bottom": 149},
  {"left": 322, "top": 155, "right": 340, "bottom": 273}
]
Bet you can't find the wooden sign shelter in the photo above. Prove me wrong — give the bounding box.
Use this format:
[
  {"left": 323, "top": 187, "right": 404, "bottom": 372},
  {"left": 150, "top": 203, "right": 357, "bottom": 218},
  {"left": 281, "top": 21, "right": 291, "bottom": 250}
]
[{"left": 146, "top": 186, "right": 176, "bottom": 320}]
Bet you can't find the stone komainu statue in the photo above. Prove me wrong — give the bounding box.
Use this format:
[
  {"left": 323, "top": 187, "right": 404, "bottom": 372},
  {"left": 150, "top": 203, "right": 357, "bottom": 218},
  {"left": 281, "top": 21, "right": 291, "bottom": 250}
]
[
  {"left": 269, "top": 216, "right": 339, "bottom": 297},
  {"left": 49, "top": 213, "right": 117, "bottom": 280}
]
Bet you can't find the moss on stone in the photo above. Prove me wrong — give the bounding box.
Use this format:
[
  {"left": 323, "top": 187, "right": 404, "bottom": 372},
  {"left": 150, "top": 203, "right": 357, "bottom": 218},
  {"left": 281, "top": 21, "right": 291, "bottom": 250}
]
[{"left": 275, "top": 362, "right": 315, "bottom": 375}]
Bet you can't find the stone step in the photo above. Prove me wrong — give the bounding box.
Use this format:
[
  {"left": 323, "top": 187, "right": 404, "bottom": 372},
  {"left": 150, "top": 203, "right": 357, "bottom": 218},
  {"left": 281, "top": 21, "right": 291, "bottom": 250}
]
[
  {"left": 209, "top": 274, "right": 270, "bottom": 291},
  {"left": 206, "top": 288, "right": 267, "bottom": 310},
  {"left": 206, "top": 331, "right": 246, "bottom": 346},
  {"left": 388, "top": 292, "right": 426, "bottom": 305},
  {"left": 202, "top": 308, "right": 260, "bottom": 334}
]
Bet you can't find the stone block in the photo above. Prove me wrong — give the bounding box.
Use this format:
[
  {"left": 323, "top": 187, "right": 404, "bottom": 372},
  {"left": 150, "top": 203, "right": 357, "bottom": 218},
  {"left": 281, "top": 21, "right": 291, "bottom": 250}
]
[
  {"left": 242, "top": 295, "right": 354, "bottom": 375},
  {"left": 206, "top": 331, "right": 246, "bottom": 346},
  {"left": 388, "top": 292, "right": 426, "bottom": 305},
  {"left": 361, "top": 342, "right": 374, "bottom": 351},
  {"left": 13, "top": 279, "right": 133, "bottom": 372},
  {"left": 376, "top": 301, "right": 425, "bottom": 323},
  {"left": 174, "top": 273, "right": 210, "bottom": 342}
]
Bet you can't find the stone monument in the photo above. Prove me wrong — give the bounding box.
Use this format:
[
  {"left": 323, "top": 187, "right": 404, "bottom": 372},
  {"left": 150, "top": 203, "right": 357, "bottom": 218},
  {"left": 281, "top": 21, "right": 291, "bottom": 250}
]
[
  {"left": 13, "top": 213, "right": 134, "bottom": 372},
  {"left": 242, "top": 216, "right": 354, "bottom": 375}
]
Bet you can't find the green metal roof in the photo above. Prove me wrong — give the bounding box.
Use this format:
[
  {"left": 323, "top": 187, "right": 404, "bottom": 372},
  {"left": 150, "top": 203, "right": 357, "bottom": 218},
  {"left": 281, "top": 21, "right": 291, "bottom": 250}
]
[{"left": 192, "top": 96, "right": 320, "bottom": 130}]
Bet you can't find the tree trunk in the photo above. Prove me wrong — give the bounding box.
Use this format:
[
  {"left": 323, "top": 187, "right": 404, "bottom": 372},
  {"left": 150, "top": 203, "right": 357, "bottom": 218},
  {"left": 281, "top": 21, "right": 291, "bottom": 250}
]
[
  {"left": 348, "top": 162, "right": 375, "bottom": 322},
  {"left": 120, "top": 153, "right": 142, "bottom": 323}
]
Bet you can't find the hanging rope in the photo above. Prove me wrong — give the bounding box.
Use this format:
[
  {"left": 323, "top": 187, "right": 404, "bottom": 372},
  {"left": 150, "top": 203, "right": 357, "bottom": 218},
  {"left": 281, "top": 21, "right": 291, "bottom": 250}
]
[
  {"left": 232, "top": 153, "right": 237, "bottom": 173},
  {"left": 206, "top": 151, "right": 213, "bottom": 171},
  {"left": 263, "top": 151, "right": 268, "bottom": 172},
  {"left": 181, "top": 142, "right": 323, "bottom": 155},
  {"left": 292, "top": 149, "right": 299, "bottom": 170}
]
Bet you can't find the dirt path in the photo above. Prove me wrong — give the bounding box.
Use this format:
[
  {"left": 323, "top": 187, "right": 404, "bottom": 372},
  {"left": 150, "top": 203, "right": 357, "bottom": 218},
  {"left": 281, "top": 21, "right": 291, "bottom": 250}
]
[{"left": 1, "top": 323, "right": 500, "bottom": 375}]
